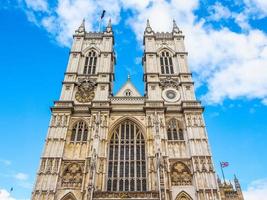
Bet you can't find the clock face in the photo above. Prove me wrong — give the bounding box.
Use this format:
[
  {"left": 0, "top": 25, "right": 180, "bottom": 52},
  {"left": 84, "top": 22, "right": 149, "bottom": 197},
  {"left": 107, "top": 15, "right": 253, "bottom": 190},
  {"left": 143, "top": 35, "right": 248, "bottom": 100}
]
[
  {"left": 147, "top": 27, "right": 152, "bottom": 33},
  {"left": 75, "top": 80, "right": 95, "bottom": 103},
  {"left": 75, "top": 90, "right": 95, "bottom": 103},
  {"left": 162, "top": 88, "right": 180, "bottom": 102},
  {"left": 166, "top": 90, "right": 176, "bottom": 99}
]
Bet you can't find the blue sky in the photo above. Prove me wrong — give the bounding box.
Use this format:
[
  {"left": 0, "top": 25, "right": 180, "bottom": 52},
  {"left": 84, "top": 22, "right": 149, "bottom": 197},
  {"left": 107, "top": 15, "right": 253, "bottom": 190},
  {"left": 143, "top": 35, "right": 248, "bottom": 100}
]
[{"left": 0, "top": 0, "right": 267, "bottom": 199}]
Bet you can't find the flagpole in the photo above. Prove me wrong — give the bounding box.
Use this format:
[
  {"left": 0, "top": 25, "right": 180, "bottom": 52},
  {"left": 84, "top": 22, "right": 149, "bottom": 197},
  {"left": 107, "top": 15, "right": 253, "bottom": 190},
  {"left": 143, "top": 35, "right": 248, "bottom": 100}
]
[
  {"left": 98, "top": 10, "right": 106, "bottom": 32},
  {"left": 98, "top": 17, "right": 102, "bottom": 32},
  {"left": 220, "top": 162, "right": 226, "bottom": 184}
]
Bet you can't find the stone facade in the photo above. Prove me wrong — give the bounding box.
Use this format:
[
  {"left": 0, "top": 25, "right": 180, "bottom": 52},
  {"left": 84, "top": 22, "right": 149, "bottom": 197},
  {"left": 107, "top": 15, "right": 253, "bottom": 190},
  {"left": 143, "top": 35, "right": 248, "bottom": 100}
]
[
  {"left": 218, "top": 176, "right": 244, "bottom": 200},
  {"left": 32, "top": 20, "right": 242, "bottom": 200}
]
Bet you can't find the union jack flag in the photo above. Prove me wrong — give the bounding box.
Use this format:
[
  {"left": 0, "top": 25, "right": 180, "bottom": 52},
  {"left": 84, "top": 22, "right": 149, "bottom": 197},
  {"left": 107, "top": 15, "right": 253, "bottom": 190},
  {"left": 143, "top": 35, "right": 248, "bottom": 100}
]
[{"left": 220, "top": 162, "right": 229, "bottom": 168}]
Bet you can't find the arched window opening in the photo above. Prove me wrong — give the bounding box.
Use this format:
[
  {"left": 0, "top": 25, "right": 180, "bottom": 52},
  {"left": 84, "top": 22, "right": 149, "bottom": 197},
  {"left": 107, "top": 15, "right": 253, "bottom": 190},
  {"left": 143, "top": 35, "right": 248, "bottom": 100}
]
[
  {"left": 70, "top": 121, "right": 88, "bottom": 143},
  {"left": 107, "top": 120, "right": 146, "bottom": 192},
  {"left": 124, "top": 89, "right": 132, "bottom": 97},
  {"left": 160, "top": 50, "right": 174, "bottom": 74},
  {"left": 84, "top": 50, "right": 97, "bottom": 75},
  {"left": 167, "top": 119, "right": 184, "bottom": 141}
]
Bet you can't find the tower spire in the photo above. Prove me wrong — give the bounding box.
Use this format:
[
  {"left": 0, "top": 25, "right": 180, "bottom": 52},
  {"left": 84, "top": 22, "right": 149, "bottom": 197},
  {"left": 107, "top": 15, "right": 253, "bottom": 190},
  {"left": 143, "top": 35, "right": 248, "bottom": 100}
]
[
  {"left": 76, "top": 18, "right": 85, "bottom": 34},
  {"left": 146, "top": 19, "right": 151, "bottom": 28},
  {"left": 234, "top": 175, "right": 244, "bottom": 200},
  {"left": 172, "top": 19, "right": 180, "bottom": 33},
  {"left": 234, "top": 175, "right": 241, "bottom": 189}
]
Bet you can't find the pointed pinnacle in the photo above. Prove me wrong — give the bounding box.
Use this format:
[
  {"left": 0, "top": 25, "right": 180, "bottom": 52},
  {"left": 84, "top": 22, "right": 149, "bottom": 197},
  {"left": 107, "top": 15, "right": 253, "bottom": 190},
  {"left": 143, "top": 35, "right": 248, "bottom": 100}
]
[
  {"left": 127, "top": 74, "right": 131, "bottom": 81},
  {"left": 80, "top": 18, "right": 85, "bottom": 28},
  {"left": 173, "top": 19, "right": 178, "bottom": 28},
  {"left": 107, "top": 18, "right": 112, "bottom": 28},
  {"left": 146, "top": 19, "right": 151, "bottom": 28}
]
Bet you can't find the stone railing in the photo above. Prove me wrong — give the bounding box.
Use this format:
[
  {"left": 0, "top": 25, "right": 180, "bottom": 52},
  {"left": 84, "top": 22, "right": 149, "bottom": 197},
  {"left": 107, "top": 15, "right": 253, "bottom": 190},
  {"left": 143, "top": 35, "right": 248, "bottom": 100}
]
[
  {"left": 110, "top": 97, "right": 145, "bottom": 104},
  {"left": 85, "top": 32, "right": 104, "bottom": 38},
  {"left": 53, "top": 101, "right": 73, "bottom": 108},
  {"left": 93, "top": 191, "right": 159, "bottom": 199}
]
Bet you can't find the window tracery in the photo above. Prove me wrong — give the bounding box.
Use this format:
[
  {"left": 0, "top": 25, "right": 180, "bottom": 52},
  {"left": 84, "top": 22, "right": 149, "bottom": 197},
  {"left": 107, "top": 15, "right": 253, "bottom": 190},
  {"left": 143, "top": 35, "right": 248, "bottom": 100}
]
[
  {"left": 107, "top": 120, "right": 146, "bottom": 192},
  {"left": 167, "top": 119, "right": 184, "bottom": 140},
  {"left": 160, "top": 50, "right": 174, "bottom": 74},
  {"left": 84, "top": 50, "right": 97, "bottom": 75},
  {"left": 70, "top": 121, "right": 88, "bottom": 143}
]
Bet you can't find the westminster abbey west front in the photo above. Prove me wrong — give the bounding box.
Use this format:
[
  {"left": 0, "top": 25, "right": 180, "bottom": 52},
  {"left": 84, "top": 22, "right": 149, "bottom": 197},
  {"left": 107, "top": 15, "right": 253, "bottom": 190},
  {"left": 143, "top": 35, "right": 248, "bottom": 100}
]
[{"left": 32, "top": 19, "right": 244, "bottom": 200}]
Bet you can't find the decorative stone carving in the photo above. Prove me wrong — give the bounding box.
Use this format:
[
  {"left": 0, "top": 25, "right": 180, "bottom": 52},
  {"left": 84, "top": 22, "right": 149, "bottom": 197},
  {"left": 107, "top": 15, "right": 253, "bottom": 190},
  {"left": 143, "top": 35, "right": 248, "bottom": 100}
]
[
  {"left": 75, "top": 79, "right": 96, "bottom": 103},
  {"left": 61, "top": 163, "right": 83, "bottom": 188},
  {"left": 93, "top": 191, "right": 159, "bottom": 198},
  {"left": 101, "top": 115, "right": 108, "bottom": 127},
  {"left": 185, "top": 114, "right": 204, "bottom": 127},
  {"left": 147, "top": 115, "right": 152, "bottom": 127},
  {"left": 160, "top": 77, "right": 179, "bottom": 89},
  {"left": 171, "top": 162, "right": 192, "bottom": 186}
]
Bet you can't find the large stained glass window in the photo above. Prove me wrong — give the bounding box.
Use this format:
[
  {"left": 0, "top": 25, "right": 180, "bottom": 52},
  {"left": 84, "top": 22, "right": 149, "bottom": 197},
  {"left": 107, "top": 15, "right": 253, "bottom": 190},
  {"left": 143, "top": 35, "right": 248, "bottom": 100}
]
[{"left": 107, "top": 120, "right": 146, "bottom": 191}]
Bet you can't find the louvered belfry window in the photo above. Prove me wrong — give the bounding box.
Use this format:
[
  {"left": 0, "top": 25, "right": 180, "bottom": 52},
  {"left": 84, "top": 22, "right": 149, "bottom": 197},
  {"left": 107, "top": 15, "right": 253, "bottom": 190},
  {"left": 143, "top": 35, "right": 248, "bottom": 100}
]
[
  {"left": 70, "top": 121, "right": 88, "bottom": 142},
  {"left": 84, "top": 50, "right": 97, "bottom": 74},
  {"left": 160, "top": 51, "right": 174, "bottom": 74},
  {"left": 167, "top": 119, "right": 184, "bottom": 141},
  {"left": 107, "top": 120, "right": 146, "bottom": 192}
]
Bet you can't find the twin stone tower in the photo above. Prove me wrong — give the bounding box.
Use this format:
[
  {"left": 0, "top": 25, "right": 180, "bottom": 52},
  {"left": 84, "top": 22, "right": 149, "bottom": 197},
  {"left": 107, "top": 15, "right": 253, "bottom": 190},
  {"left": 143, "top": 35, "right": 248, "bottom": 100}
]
[{"left": 31, "top": 19, "right": 243, "bottom": 200}]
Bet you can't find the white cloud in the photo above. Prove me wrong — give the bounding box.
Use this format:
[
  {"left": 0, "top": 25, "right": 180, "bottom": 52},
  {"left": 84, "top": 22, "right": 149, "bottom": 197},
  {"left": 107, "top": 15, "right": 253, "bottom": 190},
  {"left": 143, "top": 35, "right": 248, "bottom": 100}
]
[
  {"left": 262, "top": 98, "right": 267, "bottom": 105},
  {"left": 25, "top": 0, "right": 48, "bottom": 12},
  {"left": 121, "top": 0, "right": 152, "bottom": 10},
  {"left": 244, "top": 0, "right": 267, "bottom": 18},
  {"left": 0, "top": 189, "right": 15, "bottom": 200},
  {"left": 208, "top": 2, "right": 232, "bottom": 21},
  {"left": 0, "top": 159, "right": 11, "bottom": 166},
  {"left": 14, "top": 173, "right": 28, "bottom": 181},
  {"left": 244, "top": 179, "right": 267, "bottom": 200},
  {"left": 21, "top": 0, "right": 267, "bottom": 105}
]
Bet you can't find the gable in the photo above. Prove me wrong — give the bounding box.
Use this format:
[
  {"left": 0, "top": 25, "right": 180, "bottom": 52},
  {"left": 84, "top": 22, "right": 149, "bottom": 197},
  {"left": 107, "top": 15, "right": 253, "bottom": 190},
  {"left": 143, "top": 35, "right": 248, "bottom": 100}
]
[{"left": 115, "top": 80, "right": 141, "bottom": 97}]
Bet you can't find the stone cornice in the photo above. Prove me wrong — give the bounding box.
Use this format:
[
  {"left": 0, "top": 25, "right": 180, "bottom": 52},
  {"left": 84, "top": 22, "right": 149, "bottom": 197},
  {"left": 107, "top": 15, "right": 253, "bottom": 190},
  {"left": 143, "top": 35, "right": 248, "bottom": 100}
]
[{"left": 181, "top": 100, "right": 204, "bottom": 112}]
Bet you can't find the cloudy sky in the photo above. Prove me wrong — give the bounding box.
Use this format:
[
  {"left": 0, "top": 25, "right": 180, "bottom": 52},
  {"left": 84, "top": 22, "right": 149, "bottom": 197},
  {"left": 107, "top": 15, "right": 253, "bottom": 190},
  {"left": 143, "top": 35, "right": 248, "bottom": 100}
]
[{"left": 0, "top": 0, "right": 267, "bottom": 199}]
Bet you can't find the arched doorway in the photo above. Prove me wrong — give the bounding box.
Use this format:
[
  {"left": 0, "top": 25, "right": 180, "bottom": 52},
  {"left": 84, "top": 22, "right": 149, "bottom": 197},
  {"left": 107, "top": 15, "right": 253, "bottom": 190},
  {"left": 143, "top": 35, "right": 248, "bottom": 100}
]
[
  {"left": 61, "top": 192, "right": 77, "bottom": 200},
  {"left": 175, "top": 191, "right": 193, "bottom": 200},
  {"left": 107, "top": 119, "right": 146, "bottom": 192}
]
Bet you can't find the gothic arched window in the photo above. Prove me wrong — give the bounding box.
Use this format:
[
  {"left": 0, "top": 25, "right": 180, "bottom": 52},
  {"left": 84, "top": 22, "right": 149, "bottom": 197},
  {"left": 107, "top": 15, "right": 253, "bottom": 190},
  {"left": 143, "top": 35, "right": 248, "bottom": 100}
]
[
  {"left": 107, "top": 120, "right": 146, "bottom": 192},
  {"left": 84, "top": 50, "right": 97, "bottom": 75},
  {"left": 160, "top": 50, "right": 174, "bottom": 74},
  {"left": 167, "top": 119, "right": 184, "bottom": 140},
  {"left": 70, "top": 121, "right": 88, "bottom": 142}
]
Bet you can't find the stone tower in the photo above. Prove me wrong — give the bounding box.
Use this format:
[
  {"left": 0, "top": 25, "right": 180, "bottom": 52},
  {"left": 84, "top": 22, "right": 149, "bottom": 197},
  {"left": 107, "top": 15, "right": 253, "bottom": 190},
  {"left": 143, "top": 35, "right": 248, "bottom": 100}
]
[{"left": 31, "top": 19, "right": 240, "bottom": 200}]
